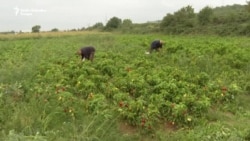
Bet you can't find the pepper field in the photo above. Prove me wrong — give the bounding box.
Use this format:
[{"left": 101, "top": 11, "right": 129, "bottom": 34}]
[{"left": 0, "top": 32, "right": 249, "bottom": 140}]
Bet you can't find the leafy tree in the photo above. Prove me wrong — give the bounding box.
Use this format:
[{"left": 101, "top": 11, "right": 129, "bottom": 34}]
[
  {"left": 160, "top": 13, "right": 175, "bottom": 27},
  {"left": 32, "top": 25, "right": 41, "bottom": 33},
  {"left": 122, "top": 19, "right": 132, "bottom": 27},
  {"left": 51, "top": 28, "right": 59, "bottom": 32},
  {"left": 161, "top": 5, "right": 195, "bottom": 28},
  {"left": 105, "top": 17, "right": 122, "bottom": 30},
  {"left": 174, "top": 5, "right": 195, "bottom": 27},
  {"left": 121, "top": 19, "right": 133, "bottom": 31},
  {"left": 198, "top": 6, "right": 213, "bottom": 25},
  {"left": 160, "top": 5, "right": 195, "bottom": 33},
  {"left": 70, "top": 29, "right": 77, "bottom": 31},
  {"left": 176, "top": 5, "right": 195, "bottom": 18},
  {"left": 80, "top": 27, "right": 86, "bottom": 31},
  {"left": 92, "top": 22, "right": 104, "bottom": 29},
  {"left": 86, "top": 22, "right": 104, "bottom": 31}
]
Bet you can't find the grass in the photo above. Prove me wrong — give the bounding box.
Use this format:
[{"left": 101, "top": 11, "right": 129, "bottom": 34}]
[{"left": 0, "top": 31, "right": 111, "bottom": 41}]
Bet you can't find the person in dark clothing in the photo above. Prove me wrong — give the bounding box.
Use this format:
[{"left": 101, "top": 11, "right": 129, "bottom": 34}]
[
  {"left": 147, "top": 40, "right": 163, "bottom": 54},
  {"left": 76, "top": 46, "right": 95, "bottom": 62}
]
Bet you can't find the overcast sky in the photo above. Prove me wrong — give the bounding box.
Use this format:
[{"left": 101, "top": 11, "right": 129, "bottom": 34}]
[{"left": 0, "top": 0, "right": 247, "bottom": 32}]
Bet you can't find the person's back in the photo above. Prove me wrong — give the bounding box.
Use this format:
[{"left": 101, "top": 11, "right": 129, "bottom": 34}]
[
  {"left": 77, "top": 46, "right": 95, "bottom": 61},
  {"left": 148, "top": 40, "right": 163, "bottom": 53}
]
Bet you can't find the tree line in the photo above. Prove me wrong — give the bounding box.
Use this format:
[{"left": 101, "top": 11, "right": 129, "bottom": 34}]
[
  {"left": 159, "top": 4, "right": 250, "bottom": 35},
  {"left": 28, "top": 2, "right": 250, "bottom": 36}
]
